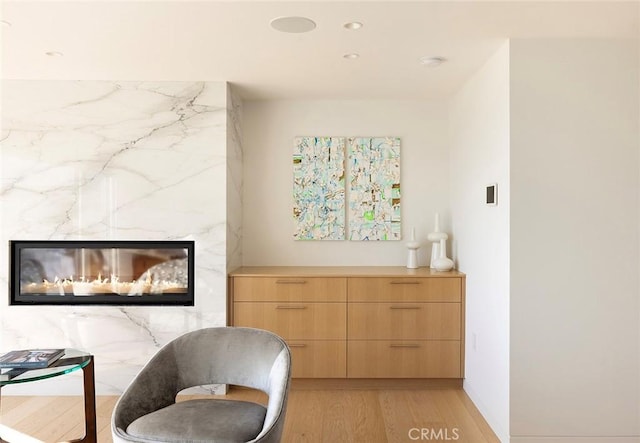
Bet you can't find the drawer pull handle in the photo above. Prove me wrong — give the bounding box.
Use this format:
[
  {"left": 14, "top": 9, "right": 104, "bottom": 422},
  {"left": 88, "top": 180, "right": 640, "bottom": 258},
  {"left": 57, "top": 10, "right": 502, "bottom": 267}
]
[
  {"left": 276, "top": 305, "right": 308, "bottom": 310},
  {"left": 276, "top": 280, "right": 307, "bottom": 284},
  {"left": 288, "top": 344, "right": 307, "bottom": 348},
  {"left": 390, "top": 281, "right": 420, "bottom": 285},
  {"left": 390, "top": 306, "right": 421, "bottom": 310},
  {"left": 390, "top": 344, "right": 421, "bottom": 348}
]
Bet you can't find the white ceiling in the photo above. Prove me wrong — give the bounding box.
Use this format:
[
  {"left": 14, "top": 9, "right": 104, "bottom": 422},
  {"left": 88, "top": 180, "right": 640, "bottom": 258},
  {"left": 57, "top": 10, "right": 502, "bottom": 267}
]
[{"left": 1, "top": 1, "right": 638, "bottom": 100}]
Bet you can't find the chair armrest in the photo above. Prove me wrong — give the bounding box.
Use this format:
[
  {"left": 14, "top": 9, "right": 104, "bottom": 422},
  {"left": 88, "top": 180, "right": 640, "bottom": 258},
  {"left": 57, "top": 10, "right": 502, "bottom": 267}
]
[
  {"left": 112, "top": 349, "right": 180, "bottom": 433},
  {"left": 251, "top": 348, "right": 291, "bottom": 443}
]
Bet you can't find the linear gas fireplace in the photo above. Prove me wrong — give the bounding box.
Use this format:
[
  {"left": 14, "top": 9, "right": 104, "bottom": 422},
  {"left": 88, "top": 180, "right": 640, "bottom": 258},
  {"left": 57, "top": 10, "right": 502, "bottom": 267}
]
[{"left": 10, "top": 240, "right": 195, "bottom": 306}]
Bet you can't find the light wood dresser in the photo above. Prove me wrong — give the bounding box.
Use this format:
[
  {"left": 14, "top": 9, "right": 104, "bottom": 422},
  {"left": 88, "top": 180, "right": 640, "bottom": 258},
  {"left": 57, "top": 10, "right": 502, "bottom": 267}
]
[{"left": 228, "top": 266, "right": 465, "bottom": 382}]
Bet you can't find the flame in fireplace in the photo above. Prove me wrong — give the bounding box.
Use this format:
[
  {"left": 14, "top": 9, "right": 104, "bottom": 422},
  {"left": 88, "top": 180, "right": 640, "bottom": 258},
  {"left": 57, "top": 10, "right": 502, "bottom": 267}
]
[{"left": 27, "top": 270, "right": 186, "bottom": 296}]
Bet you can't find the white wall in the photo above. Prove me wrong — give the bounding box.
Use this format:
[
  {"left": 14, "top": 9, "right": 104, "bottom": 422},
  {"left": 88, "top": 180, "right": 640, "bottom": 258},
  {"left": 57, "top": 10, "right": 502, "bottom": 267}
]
[
  {"left": 242, "top": 100, "right": 450, "bottom": 266},
  {"left": 510, "top": 39, "right": 640, "bottom": 442},
  {"left": 0, "top": 81, "right": 231, "bottom": 394},
  {"left": 450, "top": 42, "right": 511, "bottom": 443}
]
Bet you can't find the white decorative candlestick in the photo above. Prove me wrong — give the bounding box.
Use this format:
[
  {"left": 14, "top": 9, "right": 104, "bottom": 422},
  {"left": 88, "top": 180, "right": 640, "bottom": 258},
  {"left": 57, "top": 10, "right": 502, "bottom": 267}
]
[
  {"left": 406, "top": 227, "right": 420, "bottom": 269},
  {"left": 427, "top": 213, "right": 448, "bottom": 268}
]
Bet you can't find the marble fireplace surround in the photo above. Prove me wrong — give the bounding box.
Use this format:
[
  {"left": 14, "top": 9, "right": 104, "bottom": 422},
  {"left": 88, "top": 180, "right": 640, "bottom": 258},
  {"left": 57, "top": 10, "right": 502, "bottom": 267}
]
[{"left": 0, "top": 80, "right": 243, "bottom": 395}]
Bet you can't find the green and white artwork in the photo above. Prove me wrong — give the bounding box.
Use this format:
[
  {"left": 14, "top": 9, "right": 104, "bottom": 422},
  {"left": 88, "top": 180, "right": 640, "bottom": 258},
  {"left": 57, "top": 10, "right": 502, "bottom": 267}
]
[
  {"left": 293, "top": 136, "right": 346, "bottom": 240},
  {"left": 348, "top": 136, "right": 401, "bottom": 241}
]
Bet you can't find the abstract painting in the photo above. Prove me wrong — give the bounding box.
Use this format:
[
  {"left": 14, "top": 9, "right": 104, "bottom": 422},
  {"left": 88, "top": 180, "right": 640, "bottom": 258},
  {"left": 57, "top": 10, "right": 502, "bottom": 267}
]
[
  {"left": 348, "top": 136, "right": 401, "bottom": 241},
  {"left": 293, "top": 136, "right": 346, "bottom": 240}
]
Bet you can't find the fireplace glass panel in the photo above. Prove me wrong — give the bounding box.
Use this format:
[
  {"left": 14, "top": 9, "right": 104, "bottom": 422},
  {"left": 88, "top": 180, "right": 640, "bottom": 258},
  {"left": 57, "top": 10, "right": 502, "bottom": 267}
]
[{"left": 10, "top": 241, "right": 194, "bottom": 305}]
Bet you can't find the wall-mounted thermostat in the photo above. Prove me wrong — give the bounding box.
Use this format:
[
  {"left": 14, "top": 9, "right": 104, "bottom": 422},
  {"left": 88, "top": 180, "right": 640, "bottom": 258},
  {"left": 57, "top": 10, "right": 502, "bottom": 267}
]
[{"left": 486, "top": 183, "right": 497, "bottom": 206}]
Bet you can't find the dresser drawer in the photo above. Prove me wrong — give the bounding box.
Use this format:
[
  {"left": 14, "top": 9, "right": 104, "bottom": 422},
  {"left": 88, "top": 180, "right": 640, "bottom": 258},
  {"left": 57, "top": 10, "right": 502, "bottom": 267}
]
[
  {"left": 286, "top": 340, "right": 346, "bottom": 378},
  {"left": 347, "top": 277, "right": 461, "bottom": 302},
  {"left": 233, "top": 302, "right": 346, "bottom": 340},
  {"left": 348, "top": 303, "right": 461, "bottom": 340},
  {"left": 347, "top": 340, "right": 461, "bottom": 378},
  {"left": 233, "top": 277, "right": 347, "bottom": 302}
]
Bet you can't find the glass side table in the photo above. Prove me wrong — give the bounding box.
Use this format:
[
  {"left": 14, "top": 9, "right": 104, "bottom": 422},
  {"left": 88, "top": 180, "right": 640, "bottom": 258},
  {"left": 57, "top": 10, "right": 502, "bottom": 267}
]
[{"left": 0, "top": 349, "right": 96, "bottom": 443}]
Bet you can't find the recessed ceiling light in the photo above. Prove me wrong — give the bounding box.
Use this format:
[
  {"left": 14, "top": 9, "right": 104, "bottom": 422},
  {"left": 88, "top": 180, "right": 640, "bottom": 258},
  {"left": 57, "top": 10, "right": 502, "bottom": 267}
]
[
  {"left": 343, "top": 53, "right": 360, "bottom": 60},
  {"left": 270, "top": 16, "right": 316, "bottom": 33},
  {"left": 1, "top": 20, "right": 11, "bottom": 27},
  {"left": 343, "top": 22, "right": 363, "bottom": 30},
  {"left": 419, "top": 56, "right": 446, "bottom": 67},
  {"left": 45, "top": 51, "right": 64, "bottom": 57}
]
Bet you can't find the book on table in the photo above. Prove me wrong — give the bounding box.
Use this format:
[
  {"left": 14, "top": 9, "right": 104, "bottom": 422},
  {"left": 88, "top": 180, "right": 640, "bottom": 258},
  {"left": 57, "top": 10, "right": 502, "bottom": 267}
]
[
  {"left": 0, "top": 367, "right": 29, "bottom": 381},
  {"left": 0, "top": 348, "right": 65, "bottom": 369}
]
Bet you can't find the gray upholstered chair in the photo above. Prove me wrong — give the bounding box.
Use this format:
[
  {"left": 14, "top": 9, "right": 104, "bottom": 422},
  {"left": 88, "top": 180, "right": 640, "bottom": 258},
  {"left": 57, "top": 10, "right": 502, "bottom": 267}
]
[{"left": 111, "top": 327, "right": 291, "bottom": 443}]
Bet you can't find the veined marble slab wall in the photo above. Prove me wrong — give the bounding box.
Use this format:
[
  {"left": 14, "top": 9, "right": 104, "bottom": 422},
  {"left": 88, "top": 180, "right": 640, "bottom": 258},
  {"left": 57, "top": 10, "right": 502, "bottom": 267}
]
[
  {"left": 226, "top": 86, "right": 243, "bottom": 272},
  {"left": 0, "top": 80, "right": 231, "bottom": 395}
]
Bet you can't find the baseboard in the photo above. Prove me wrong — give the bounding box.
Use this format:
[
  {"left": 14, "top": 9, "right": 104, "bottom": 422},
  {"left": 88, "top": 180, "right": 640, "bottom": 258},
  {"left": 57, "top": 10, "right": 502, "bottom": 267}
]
[
  {"left": 291, "top": 378, "right": 463, "bottom": 390},
  {"left": 463, "top": 380, "right": 508, "bottom": 443},
  {"left": 511, "top": 436, "right": 640, "bottom": 443}
]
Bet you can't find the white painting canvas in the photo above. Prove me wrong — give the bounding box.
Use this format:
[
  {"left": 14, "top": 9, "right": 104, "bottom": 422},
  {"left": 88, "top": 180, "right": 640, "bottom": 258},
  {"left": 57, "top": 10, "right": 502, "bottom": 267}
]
[
  {"left": 293, "top": 136, "right": 346, "bottom": 240},
  {"left": 348, "top": 136, "right": 401, "bottom": 241}
]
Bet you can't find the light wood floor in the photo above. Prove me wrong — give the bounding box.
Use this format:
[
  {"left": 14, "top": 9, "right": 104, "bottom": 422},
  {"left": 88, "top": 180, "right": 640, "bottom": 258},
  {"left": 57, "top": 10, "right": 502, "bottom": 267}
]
[{"left": 0, "top": 387, "right": 499, "bottom": 443}]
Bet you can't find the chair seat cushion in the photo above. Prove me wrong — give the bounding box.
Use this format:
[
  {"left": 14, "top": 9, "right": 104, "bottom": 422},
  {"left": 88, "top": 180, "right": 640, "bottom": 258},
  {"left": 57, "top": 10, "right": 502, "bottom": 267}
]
[{"left": 126, "top": 399, "right": 267, "bottom": 443}]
